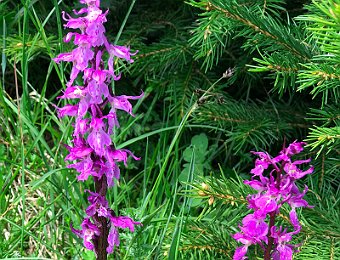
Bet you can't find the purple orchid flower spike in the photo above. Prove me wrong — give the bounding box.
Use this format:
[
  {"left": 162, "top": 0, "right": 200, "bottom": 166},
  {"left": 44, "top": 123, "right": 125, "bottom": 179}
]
[
  {"left": 54, "top": 0, "right": 142, "bottom": 258},
  {"left": 233, "top": 141, "right": 313, "bottom": 260}
]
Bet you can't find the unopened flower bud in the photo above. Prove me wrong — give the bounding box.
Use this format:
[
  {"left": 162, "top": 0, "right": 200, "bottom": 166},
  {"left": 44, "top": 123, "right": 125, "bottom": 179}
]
[
  {"left": 208, "top": 196, "right": 214, "bottom": 205},
  {"left": 201, "top": 182, "right": 209, "bottom": 190},
  {"left": 198, "top": 190, "right": 206, "bottom": 196}
]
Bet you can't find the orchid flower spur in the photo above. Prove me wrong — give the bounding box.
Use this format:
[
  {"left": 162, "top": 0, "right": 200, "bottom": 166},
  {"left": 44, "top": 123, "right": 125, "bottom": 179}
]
[
  {"left": 54, "top": 1, "right": 142, "bottom": 259},
  {"left": 233, "top": 141, "right": 313, "bottom": 260}
]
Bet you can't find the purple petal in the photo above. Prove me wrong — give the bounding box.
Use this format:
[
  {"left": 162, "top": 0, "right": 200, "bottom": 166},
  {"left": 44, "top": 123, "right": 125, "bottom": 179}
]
[
  {"left": 65, "top": 146, "right": 93, "bottom": 161},
  {"left": 87, "top": 118, "right": 111, "bottom": 156},
  {"left": 71, "top": 218, "right": 100, "bottom": 252},
  {"left": 107, "top": 227, "right": 119, "bottom": 254},
  {"left": 232, "top": 232, "right": 252, "bottom": 245},
  {"left": 254, "top": 195, "right": 278, "bottom": 214},
  {"left": 286, "top": 141, "right": 306, "bottom": 156},
  {"left": 241, "top": 214, "right": 268, "bottom": 239},
  {"left": 244, "top": 179, "right": 266, "bottom": 191},
  {"left": 110, "top": 216, "right": 141, "bottom": 232},
  {"left": 78, "top": 95, "right": 91, "bottom": 117},
  {"left": 72, "top": 45, "right": 94, "bottom": 71},
  {"left": 105, "top": 162, "right": 120, "bottom": 187},
  {"left": 292, "top": 159, "right": 311, "bottom": 165},
  {"left": 284, "top": 163, "right": 313, "bottom": 179},
  {"left": 86, "top": 19, "right": 107, "bottom": 46},
  {"left": 73, "top": 8, "right": 88, "bottom": 15},
  {"left": 53, "top": 52, "right": 73, "bottom": 63},
  {"left": 233, "top": 246, "right": 248, "bottom": 260},
  {"left": 81, "top": 218, "right": 100, "bottom": 236},
  {"left": 275, "top": 244, "right": 293, "bottom": 260},
  {"left": 74, "top": 118, "right": 89, "bottom": 136},
  {"left": 62, "top": 11, "right": 87, "bottom": 31},
  {"left": 289, "top": 210, "right": 301, "bottom": 234},
  {"left": 70, "top": 222, "right": 83, "bottom": 238},
  {"left": 108, "top": 45, "right": 137, "bottom": 63},
  {"left": 54, "top": 104, "right": 78, "bottom": 118},
  {"left": 85, "top": 203, "right": 97, "bottom": 217},
  {"left": 110, "top": 92, "right": 144, "bottom": 116},
  {"left": 68, "top": 158, "right": 94, "bottom": 181},
  {"left": 57, "top": 86, "right": 86, "bottom": 99},
  {"left": 106, "top": 109, "right": 120, "bottom": 133},
  {"left": 109, "top": 149, "right": 140, "bottom": 167},
  {"left": 67, "top": 66, "right": 80, "bottom": 87}
]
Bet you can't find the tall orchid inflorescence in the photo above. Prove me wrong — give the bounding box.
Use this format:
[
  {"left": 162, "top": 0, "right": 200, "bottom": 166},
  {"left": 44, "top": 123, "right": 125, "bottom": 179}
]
[
  {"left": 233, "top": 141, "right": 314, "bottom": 260},
  {"left": 53, "top": 0, "right": 142, "bottom": 258}
]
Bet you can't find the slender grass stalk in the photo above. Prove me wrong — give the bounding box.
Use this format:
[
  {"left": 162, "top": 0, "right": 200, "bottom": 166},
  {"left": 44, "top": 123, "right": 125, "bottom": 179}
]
[
  {"left": 145, "top": 76, "right": 224, "bottom": 211},
  {"left": 13, "top": 56, "right": 26, "bottom": 253},
  {"left": 114, "top": 0, "right": 137, "bottom": 45}
]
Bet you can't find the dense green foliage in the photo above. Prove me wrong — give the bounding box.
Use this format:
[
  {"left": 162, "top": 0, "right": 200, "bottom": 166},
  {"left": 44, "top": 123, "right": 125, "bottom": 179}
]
[{"left": 0, "top": 0, "right": 339, "bottom": 259}]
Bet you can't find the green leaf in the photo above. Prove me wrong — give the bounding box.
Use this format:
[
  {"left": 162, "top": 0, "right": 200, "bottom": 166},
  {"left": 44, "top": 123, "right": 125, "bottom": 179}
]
[{"left": 191, "top": 133, "right": 209, "bottom": 152}]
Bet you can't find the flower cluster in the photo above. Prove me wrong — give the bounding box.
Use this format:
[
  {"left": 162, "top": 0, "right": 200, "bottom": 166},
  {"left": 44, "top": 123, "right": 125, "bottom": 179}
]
[
  {"left": 54, "top": 0, "right": 142, "bottom": 255},
  {"left": 233, "top": 141, "right": 314, "bottom": 260}
]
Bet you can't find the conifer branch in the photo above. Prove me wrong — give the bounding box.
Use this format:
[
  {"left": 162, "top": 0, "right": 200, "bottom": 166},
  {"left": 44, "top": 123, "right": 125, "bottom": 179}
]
[{"left": 206, "top": 1, "right": 308, "bottom": 60}]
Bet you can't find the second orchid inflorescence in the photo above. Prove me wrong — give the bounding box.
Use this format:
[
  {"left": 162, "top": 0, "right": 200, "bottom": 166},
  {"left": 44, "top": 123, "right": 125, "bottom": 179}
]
[{"left": 233, "top": 141, "right": 314, "bottom": 260}]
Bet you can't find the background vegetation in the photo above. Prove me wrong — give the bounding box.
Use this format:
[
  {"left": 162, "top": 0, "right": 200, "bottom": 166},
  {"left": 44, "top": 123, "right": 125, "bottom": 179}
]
[{"left": 0, "top": 0, "right": 339, "bottom": 259}]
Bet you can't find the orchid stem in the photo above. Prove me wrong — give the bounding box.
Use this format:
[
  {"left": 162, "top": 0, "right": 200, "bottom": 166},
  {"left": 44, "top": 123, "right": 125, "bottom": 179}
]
[
  {"left": 264, "top": 211, "right": 276, "bottom": 260},
  {"left": 94, "top": 175, "right": 109, "bottom": 260}
]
